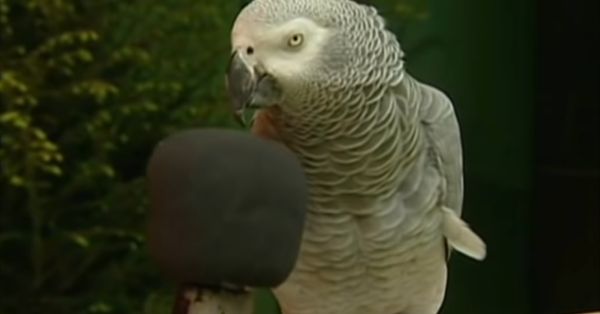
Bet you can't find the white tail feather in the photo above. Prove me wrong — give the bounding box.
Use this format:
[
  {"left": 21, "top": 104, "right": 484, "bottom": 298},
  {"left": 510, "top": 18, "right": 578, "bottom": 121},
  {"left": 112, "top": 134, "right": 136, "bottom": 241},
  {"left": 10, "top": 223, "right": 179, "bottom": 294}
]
[{"left": 441, "top": 207, "right": 487, "bottom": 261}]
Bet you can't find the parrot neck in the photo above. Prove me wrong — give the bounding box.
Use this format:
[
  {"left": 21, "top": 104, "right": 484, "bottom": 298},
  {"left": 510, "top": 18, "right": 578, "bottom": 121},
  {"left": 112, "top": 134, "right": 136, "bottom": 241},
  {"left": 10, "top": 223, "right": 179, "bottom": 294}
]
[{"left": 274, "top": 77, "right": 424, "bottom": 208}]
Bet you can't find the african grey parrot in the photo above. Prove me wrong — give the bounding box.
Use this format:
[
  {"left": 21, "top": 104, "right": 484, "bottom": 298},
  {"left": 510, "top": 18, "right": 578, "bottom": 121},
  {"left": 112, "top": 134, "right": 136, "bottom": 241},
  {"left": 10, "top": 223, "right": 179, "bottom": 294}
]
[{"left": 226, "top": 0, "right": 487, "bottom": 313}]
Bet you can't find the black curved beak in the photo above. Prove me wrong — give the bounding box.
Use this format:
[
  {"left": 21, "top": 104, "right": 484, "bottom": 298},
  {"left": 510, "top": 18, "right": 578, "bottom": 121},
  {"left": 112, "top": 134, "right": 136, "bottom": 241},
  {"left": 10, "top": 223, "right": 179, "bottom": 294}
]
[
  {"left": 226, "top": 51, "right": 281, "bottom": 127},
  {"left": 226, "top": 51, "right": 256, "bottom": 126}
]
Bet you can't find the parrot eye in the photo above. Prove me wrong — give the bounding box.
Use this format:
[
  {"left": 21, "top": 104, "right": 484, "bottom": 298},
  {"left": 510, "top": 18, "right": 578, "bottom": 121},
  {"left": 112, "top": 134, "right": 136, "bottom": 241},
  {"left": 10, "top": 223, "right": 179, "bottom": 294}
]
[{"left": 287, "top": 33, "right": 304, "bottom": 48}]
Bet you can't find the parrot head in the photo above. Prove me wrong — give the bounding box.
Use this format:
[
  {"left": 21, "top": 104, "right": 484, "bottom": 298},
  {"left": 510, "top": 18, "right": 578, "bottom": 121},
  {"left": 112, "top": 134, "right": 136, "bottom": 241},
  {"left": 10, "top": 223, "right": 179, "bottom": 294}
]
[{"left": 226, "top": 0, "right": 404, "bottom": 125}]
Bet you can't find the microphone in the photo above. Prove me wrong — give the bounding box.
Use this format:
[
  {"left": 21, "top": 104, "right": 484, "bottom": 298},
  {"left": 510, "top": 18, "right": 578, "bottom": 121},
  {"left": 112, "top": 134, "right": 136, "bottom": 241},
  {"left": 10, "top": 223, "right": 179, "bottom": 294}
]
[{"left": 146, "top": 129, "right": 307, "bottom": 313}]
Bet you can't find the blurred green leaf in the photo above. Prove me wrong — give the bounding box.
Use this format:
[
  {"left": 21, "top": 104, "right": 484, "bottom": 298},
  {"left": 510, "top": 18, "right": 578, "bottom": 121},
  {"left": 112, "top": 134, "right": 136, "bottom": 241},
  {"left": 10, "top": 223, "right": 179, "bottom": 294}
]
[{"left": 70, "top": 233, "right": 90, "bottom": 248}]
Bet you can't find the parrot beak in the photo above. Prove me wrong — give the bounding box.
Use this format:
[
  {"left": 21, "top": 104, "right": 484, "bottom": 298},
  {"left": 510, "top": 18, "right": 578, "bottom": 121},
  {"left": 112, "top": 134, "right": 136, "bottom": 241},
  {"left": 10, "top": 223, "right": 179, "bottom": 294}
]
[{"left": 226, "top": 51, "right": 281, "bottom": 126}]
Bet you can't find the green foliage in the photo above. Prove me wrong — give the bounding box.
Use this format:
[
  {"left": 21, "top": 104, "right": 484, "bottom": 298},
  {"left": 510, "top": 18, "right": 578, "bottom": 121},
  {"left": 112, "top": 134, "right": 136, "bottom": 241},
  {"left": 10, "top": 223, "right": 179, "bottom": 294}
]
[
  {"left": 0, "top": 0, "right": 239, "bottom": 313},
  {"left": 0, "top": 0, "right": 428, "bottom": 313}
]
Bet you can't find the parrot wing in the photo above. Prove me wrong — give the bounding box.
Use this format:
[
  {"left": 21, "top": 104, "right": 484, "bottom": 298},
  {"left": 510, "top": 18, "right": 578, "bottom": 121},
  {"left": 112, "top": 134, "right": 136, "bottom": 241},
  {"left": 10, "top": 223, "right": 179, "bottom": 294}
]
[{"left": 401, "top": 75, "right": 486, "bottom": 261}]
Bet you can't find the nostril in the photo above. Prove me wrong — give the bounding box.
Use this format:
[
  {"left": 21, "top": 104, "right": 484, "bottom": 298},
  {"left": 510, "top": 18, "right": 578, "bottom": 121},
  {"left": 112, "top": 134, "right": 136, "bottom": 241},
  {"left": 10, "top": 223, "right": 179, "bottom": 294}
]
[{"left": 246, "top": 46, "right": 254, "bottom": 55}]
